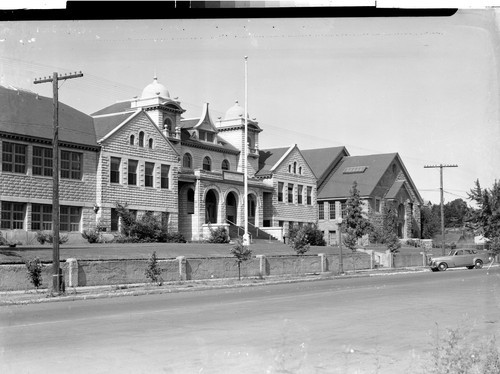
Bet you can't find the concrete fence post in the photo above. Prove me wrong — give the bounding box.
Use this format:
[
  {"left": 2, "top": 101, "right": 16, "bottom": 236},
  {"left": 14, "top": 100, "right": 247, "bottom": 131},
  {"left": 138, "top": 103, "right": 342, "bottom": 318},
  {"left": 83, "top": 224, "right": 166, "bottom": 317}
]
[
  {"left": 66, "top": 258, "right": 78, "bottom": 287},
  {"left": 256, "top": 255, "right": 266, "bottom": 276},
  {"left": 176, "top": 256, "right": 186, "bottom": 281},
  {"left": 318, "top": 253, "right": 326, "bottom": 272}
]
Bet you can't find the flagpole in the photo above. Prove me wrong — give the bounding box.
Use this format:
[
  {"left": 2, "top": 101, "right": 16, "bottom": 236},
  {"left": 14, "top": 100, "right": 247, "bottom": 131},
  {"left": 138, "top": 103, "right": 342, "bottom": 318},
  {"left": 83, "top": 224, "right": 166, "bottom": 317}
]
[{"left": 243, "top": 56, "right": 250, "bottom": 246}]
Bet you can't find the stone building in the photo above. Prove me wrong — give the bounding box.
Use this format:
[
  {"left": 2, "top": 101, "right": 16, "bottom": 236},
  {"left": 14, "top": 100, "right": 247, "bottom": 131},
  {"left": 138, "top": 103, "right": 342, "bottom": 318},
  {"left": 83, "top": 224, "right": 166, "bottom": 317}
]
[{"left": 302, "top": 151, "right": 423, "bottom": 245}]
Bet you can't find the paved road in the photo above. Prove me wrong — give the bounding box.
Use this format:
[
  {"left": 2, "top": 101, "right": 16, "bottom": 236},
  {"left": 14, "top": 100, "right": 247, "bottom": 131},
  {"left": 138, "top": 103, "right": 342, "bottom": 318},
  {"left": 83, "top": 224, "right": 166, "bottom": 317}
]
[{"left": 1, "top": 268, "right": 499, "bottom": 373}]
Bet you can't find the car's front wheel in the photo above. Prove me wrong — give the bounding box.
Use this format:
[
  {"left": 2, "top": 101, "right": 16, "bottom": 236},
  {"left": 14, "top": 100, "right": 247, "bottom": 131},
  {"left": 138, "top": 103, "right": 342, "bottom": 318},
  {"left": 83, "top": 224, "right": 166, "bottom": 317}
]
[
  {"left": 438, "top": 262, "right": 448, "bottom": 271},
  {"left": 474, "top": 260, "right": 483, "bottom": 269}
]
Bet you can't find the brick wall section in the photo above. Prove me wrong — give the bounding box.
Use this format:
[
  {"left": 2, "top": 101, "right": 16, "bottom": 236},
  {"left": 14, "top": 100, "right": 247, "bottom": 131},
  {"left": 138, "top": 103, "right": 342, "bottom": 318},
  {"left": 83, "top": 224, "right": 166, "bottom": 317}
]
[
  {"left": 180, "top": 146, "right": 239, "bottom": 174},
  {"left": 97, "top": 111, "right": 179, "bottom": 231}
]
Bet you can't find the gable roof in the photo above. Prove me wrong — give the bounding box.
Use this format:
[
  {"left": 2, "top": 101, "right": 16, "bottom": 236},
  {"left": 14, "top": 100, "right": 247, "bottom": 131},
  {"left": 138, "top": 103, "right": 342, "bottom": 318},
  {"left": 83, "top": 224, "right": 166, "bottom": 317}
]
[
  {"left": 256, "top": 146, "right": 292, "bottom": 177},
  {"left": 317, "top": 153, "right": 399, "bottom": 199},
  {"left": 302, "top": 146, "right": 350, "bottom": 186},
  {"left": 385, "top": 180, "right": 407, "bottom": 200},
  {"left": 93, "top": 111, "right": 137, "bottom": 141},
  {"left": 91, "top": 100, "right": 135, "bottom": 117},
  {"left": 0, "top": 85, "right": 98, "bottom": 148}
]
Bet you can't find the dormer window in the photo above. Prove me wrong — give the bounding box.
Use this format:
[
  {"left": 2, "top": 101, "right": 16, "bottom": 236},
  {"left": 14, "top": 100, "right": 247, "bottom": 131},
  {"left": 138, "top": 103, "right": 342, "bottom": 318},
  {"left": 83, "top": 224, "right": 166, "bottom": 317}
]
[{"left": 199, "top": 130, "right": 215, "bottom": 143}]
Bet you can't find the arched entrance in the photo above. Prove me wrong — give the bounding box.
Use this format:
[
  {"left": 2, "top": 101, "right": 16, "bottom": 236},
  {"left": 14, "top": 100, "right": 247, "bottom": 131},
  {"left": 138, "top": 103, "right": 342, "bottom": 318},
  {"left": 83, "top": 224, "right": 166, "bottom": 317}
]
[
  {"left": 205, "top": 190, "right": 218, "bottom": 224},
  {"left": 226, "top": 192, "right": 238, "bottom": 224},
  {"left": 248, "top": 194, "right": 256, "bottom": 226}
]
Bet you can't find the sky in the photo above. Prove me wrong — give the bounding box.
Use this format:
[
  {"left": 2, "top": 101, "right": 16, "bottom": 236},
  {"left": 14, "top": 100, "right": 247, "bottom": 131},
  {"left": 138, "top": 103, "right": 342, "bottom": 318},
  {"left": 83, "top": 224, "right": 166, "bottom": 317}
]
[{"left": 1, "top": 8, "right": 499, "bottom": 207}]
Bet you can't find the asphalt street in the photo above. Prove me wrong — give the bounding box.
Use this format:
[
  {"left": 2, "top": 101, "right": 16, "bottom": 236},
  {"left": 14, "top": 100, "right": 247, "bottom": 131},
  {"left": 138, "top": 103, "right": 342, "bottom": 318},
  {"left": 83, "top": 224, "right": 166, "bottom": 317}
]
[{"left": 1, "top": 267, "right": 499, "bottom": 374}]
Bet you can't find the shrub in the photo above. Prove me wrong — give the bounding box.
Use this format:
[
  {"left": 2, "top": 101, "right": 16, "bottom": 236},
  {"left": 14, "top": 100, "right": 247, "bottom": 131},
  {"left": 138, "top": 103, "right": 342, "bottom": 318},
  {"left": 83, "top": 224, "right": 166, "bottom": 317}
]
[
  {"left": 145, "top": 251, "right": 163, "bottom": 286},
  {"left": 385, "top": 232, "right": 401, "bottom": 253},
  {"left": 231, "top": 238, "right": 252, "bottom": 280},
  {"left": 288, "top": 223, "right": 326, "bottom": 247},
  {"left": 289, "top": 228, "right": 310, "bottom": 255},
  {"left": 35, "top": 231, "right": 69, "bottom": 245},
  {"left": 25, "top": 257, "right": 43, "bottom": 289},
  {"left": 207, "top": 226, "right": 229, "bottom": 244},
  {"left": 82, "top": 228, "right": 101, "bottom": 243},
  {"left": 0, "top": 231, "right": 6, "bottom": 246}
]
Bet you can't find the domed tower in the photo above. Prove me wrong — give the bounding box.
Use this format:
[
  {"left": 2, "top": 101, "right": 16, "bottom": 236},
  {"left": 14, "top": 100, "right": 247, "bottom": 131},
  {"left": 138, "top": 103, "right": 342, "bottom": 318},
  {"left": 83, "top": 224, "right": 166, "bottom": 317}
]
[
  {"left": 131, "top": 76, "right": 185, "bottom": 141},
  {"left": 215, "top": 100, "right": 262, "bottom": 175}
]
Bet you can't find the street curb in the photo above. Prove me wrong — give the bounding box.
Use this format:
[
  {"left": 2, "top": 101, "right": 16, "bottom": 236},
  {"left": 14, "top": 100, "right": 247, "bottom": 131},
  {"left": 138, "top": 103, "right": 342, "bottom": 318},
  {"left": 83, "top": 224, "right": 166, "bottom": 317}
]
[{"left": 0, "top": 267, "right": 434, "bottom": 306}]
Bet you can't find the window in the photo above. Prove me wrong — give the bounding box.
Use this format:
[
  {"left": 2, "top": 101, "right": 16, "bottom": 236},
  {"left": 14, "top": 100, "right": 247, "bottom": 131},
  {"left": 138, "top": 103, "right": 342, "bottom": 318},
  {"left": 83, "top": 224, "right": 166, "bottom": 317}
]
[
  {"left": 187, "top": 188, "right": 194, "bottom": 214},
  {"left": 318, "top": 203, "right": 325, "bottom": 220},
  {"left": 278, "top": 182, "right": 284, "bottom": 202},
  {"left": 307, "top": 186, "right": 312, "bottom": 205},
  {"left": 183, "top": 153, "right": 192, "bottom": 169},
  {"left": 60, "top": 206, "right": 80, "bottom": 232},
  {"left": 288, "top": 165, "right": 291, "bottom": 173},
  {"left": 341, "top": 202, "right": 347, "bottom": 218},
  {"left": 293, "top": 162, "right": 297, "bottom": 174},
  {"left": 203, "top": 156, "right": 211, "bottom": 171},
  {"left": 139, "top": 131, "right": 145, "bottom": 147},
  {"left": 110, "top": 157, "right": 121, "bottom": 183},
  {"left": 1, "top": 201, "right": 25, "bottom": 229},
  {"left": 111, "top": 208, "right": 119, "bottom": 231},
  {"left": 299, "top": 166, "right": 302, "bottom": 175},
  {"left": 61, "top": 151, "right": 82, "bottom": 180},
  {"left": 329, "top": 202, "right": 336, "bottom": 219},
  {"left": 164, "top": 117, "right": 175, "bottom": 136},
  {"left": 161, "top": 164, "right": 170, "bottom": 189},
  {"left": 199, "top": 130, "right": 214, "bottom": 143},
  {"left": 128, "top": 159, "right": 138, "bottom": 185},
  {"left": 148, "top": 138, "right": 154, "bottom": 149},
  {"left": 221, "top": 159, "right": 230, "bottom": 171},
  {"left": 297, "top": 185, "right": 303, "bottom": 204},
  {"left": 2, "top": 142, "right": 27, "bottom": 174},
  {"left": 288, "top": 184, "right": 294, "bottom": 204},
  {"left": 129, "top": 134, "right": 135, "bottom": 145},
  {"left": 32, "top": 146, "right": 53, "bottom": 177},
  {"left": 375, "top": 198, "right": 381, "bottom": 213},
  {"left": 31, "top": 204, "right": 53, "bottom": 231},
  {"left": 278, "top": 220, "right": 284, "bottom": 227},
  {"left": 145, "top": 162, "right": 154, "bottom": 187}
]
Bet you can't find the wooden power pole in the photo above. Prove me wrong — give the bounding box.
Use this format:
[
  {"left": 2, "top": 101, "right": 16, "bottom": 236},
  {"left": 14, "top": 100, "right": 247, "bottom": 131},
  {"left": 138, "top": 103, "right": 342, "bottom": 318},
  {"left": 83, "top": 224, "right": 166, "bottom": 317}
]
[
  {"left": 33, "top": 71, "right": 83, "bottom": 294},
  {"left": 424, "top": 164, "right": 458, "bottom": 255}
]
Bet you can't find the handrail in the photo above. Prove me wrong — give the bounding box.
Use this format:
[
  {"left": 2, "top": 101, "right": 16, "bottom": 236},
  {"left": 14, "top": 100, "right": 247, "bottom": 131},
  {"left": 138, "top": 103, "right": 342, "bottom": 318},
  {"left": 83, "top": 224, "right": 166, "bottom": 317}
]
[{"left": 225, "top": 219, "right": 276, "bottom": 242}]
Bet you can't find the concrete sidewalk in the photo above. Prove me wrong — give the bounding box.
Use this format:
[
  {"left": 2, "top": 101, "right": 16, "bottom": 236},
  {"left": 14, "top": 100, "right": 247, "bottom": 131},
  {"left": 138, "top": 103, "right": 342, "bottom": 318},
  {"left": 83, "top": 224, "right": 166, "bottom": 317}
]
[{"left": 0, "top": 266, "right": 430, "bottom": 306}]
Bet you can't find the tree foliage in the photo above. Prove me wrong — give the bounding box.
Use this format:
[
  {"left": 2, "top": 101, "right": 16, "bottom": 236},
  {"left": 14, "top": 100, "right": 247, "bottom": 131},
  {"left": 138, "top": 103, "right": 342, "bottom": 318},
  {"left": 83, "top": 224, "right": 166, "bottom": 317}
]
[
  {"left": 443, "top": 198, "right": 470, "bottom": 228},
  {"left": 421, "top": 204, "right": 441, "bottom": 239},
  {"left": 231, "top": 238, "right": 253, "bottom": 280},
  {"left": 145, "top": 251, "right": 163, "bottom": 286},
  {"left": 341, "top": 182, "right": 372, "bottom": 251},
  {"left": 25, "top": 257, "right": 43, "bottom": 289}
]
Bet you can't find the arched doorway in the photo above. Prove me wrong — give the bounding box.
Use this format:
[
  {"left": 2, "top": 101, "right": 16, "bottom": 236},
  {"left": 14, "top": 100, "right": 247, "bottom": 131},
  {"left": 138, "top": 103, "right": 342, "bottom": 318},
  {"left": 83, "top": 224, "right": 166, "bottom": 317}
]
[
  {"left": 397, "top": 203, "right": 405, "bottom": 238},
  {"left": 226, "top": 192, "right": 238, "bottom": 225},
  {"left": 205, "top": 190, "right": 218, "bottom": 224},
  {"left": 248, "top": 194, "right": 256, "bottom": 226}
]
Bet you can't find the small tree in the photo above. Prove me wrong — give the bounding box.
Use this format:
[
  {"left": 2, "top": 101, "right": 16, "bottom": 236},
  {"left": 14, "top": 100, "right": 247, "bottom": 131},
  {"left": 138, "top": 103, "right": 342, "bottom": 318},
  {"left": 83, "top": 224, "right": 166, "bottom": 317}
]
[
  {"left": 145, "top": 251, "right": 163, "bottom": 286},
  {"left": 207, "top": 225, "right": 230, "bottom": 243},
  {"left": 25, "top": 257, "right": 43, "bottom": 289},
  {"left": 230, "top": 238, "right": 252, "bottom": 280},
  {"left": 288, "top": 227, "right": 310, "bottom": 255},
  {"left": 385, "top": 231, "right": 401, "bottom": 253}
]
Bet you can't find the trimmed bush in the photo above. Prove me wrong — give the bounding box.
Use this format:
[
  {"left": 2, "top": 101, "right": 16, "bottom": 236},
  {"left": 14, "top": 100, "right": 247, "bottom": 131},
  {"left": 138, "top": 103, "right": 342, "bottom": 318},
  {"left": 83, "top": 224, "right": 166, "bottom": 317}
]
[
  {"left": 35, "top": 231, "right": 69, "bottom": 245},
  {"left": 207, "top": 226, "right": 229, "bottom": 244},
  {"left": 25, "top": 257, "right": 43, "bottom": 289}
]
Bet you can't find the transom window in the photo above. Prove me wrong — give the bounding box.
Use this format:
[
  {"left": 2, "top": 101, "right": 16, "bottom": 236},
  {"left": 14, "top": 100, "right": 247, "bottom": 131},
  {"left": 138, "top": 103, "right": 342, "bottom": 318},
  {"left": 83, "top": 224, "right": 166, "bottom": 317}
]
[
  {"left": 1, "top": 201, "right": 25, "bottom": 229},
  {"left": 61, "top": 151, "right": 82, "bottom": 180},
  {"left": 203, "top": 156, "right": 211, "bottom": 171},
  {"left": 2, "top": 141, "right": 27, "bottom": 174},
  {"left": 32, "top": 146, "right": 53, "bottom": 177}
]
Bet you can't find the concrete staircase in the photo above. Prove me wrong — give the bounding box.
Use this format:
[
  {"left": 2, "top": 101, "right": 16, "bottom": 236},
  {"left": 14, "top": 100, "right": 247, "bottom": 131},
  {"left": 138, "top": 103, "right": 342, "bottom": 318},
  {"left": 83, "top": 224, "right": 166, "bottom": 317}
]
[{"left": 227, "top": 223, "right": 279, "bottom": 243}]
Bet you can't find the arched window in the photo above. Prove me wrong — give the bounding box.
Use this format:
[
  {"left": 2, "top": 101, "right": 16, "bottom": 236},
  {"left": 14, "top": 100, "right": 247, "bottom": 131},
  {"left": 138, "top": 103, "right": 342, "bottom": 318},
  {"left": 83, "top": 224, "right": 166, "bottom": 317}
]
[
  {"left": 183, "top": 153, "right": 192, "bottom": 169},
  {"left": 247, "top": 136, "right": 253, "bottom": 149},
  {"left": 203, "top": 156, "right": 211, "bottom": 171},
  {"left": 148, "top": 138, "right": 154, "bottom": 149},
  {"left": 221, "top": 159, "right": 230, "bottom": 171},
  {"left": 129, "top": 134, "right": 135, "bottom": 145},
  {"left": 164, "top": 117, "right": 174, "bottom": 136},
  {"left": 299, "top": 166, "right": 302, "bottom": 175},
  {"left": 139, "top": 131, "right": 145, "bottom": 147},
  {"left": 288, "top": 165, "right": 291, "bottom": 173},
  {"left": 293, "top": 162, "right": 297, "bottom": 174}
]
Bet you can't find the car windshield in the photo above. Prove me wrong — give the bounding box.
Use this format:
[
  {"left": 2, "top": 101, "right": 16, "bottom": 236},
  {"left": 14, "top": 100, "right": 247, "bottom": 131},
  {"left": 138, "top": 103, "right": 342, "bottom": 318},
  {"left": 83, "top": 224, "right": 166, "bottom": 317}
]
[{"left": 448, "top": 250, "right": 456, "bottom": 256}]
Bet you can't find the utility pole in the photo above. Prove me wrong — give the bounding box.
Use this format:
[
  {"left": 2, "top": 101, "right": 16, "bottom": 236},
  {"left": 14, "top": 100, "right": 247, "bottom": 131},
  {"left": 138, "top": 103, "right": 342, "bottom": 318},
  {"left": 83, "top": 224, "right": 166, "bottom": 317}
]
[
  {"left": 33, "top": 71, "right": 83, "bottom": 294},
  {"left": 424, "top": 164, "right": 458, "bottom": 255},
  {"left": 243, "top": 56, "right": 250, "bottom": 247}
]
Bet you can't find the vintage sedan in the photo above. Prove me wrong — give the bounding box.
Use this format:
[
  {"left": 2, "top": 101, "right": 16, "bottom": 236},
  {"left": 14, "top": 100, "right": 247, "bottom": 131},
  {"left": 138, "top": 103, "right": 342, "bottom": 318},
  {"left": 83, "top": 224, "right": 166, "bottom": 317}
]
[{"left": 429, "top": 249, "right": 493, "bottom": 272}]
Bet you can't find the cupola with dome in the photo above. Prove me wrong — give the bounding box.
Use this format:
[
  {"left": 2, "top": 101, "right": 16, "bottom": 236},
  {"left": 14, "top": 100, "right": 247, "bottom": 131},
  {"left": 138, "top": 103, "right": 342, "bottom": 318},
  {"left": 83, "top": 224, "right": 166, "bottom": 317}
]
[{"left": 141, "top": 76, "right": 170, "bottom": 99}]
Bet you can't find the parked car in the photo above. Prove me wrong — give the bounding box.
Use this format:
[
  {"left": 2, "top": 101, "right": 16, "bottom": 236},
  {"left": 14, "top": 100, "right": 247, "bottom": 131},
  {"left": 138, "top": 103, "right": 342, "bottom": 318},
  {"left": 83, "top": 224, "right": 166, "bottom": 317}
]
[{"left": 429, "top": 249, "right": 493, "bottom": 272}]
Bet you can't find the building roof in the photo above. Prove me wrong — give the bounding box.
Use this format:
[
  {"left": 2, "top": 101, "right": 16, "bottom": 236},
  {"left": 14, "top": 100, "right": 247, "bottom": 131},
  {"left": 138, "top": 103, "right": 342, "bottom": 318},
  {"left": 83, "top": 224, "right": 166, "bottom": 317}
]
[
  {"left": 91, "top": 100, "right": 135, "bottom": 117},
  {"left": 301, "top": 146, "right": 349, "bottom": 183},
  {"left": 93, "top": 112, "right": 136, "bottom": 141},
  {"left": 0, "top": 85, "right": 98, "bottom": 148},
  {"left": 256, "top": 147, "right": 291, "bottom": 177},
  {"left": 317, "top": 153, "right": 399, "bottom": 199},
  {"left": 385, "top": 180, "right": 406, "bottom": 200}
]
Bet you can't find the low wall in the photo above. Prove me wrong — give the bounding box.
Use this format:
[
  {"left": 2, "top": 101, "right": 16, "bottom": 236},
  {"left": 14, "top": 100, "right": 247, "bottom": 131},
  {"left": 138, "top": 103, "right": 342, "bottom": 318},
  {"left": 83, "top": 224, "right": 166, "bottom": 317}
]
[{"left": 0, "top": 252, "right": 371, "bottom": 291}]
